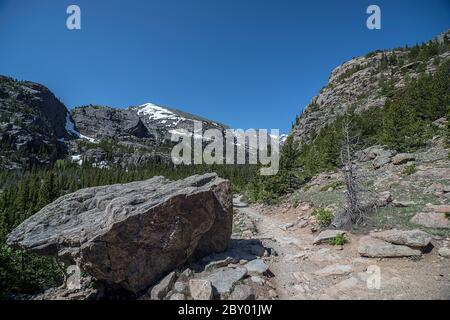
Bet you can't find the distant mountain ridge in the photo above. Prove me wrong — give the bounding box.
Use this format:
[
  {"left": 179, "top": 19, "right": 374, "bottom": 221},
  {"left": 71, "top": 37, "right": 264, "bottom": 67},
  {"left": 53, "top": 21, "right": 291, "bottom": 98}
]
[{"left": 0, "top": 76, "right": 228, "bottom": 170}]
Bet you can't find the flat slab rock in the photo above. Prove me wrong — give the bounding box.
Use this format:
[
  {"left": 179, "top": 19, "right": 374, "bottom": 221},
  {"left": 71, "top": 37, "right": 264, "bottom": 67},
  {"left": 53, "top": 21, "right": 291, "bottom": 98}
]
[
  {"left": 202, "top": 267, "right": 247, "bottom": 296},
  {"left": 358, "top": 236, "right": 422, "bottom": 258},
  {"left": 7, "top": 173, "right": 233, "bottom": 294},
  {"left": 244, "top": 258, "right": 269, "bottom": 274},
  {"left": 370, "top": 229, "right": 432, "bottom": 248}
]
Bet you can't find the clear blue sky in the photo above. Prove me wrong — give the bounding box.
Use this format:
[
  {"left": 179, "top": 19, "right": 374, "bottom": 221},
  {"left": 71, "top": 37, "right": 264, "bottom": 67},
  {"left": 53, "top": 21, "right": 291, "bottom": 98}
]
[{"left": 0, "top": 0, "right": 449, "bottom": 133}]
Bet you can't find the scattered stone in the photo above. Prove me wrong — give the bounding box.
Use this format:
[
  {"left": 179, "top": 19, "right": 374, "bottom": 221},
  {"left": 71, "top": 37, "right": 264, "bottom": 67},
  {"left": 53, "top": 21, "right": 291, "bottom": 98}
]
[
  {"left": 392, "top": 153, "right": 415, "bottom": 165},
  {"left": 426, "top": 204, "right": 450, "bottom": 213},
  {"left": 313, "top": 230, "right": 346, "bottom": 245},
  {"left": 169, "top": 293, "right": 186, "bottom": 300},
  {"left": 179, "top": 268, "right": 194, "bottom": 280},
  {"left": 314, "top": 264, "right": 353, "bottom": 277},
  {"left": 377, "top": 191, "right": 393, "bottom": 207},
  {"left": 410, "top": 212, "right": 450, "bottom": 229},
  {"left": 250, "top": 276, "right": 265, "bottom": 285},
  {"left": 244, "top": 259, "right": 269, "bottom": 274},
  {"left": 392, "top": 200, "right": 415, "bottom": 208},
  {"left": 373, "top": 151, "right": 394, "bottom": 169},
  {"left": 268, "top": 290, "right": 278, "bottom": 298},
  {"left": 425, "top": 183, "right": 450, "bottom": 195},
  {"left": 204, "top": 267, "right": 247, "bottom": 295},
  {"left": 189, "top": 279, "right": 213, "bottom": 300},
  {"left": 438, "top": 247, "right": 450, "bottom": 258},
  {"left": 358, "top": 236, "right": 422, "bottom": 258},
  {"left": 280, "top": 222, "right": 295, "bottom": 231},
  {"left": 173, "top": 281, "right": 188, "bottom": 294},
  {"left": 149, "top": 271, "right": 177, "bottom": 300},
  {"left": 229, "top": 285, "right": 256, "bottom": 300},
  {"left": 371, "top": 229, "right": 432, "bottom": 248},
  {"left": 432, "top": 117, "right": 448, "bottom": 129},
  {"left": 6, "top": 173, "right": 233, "bottom": 294}
]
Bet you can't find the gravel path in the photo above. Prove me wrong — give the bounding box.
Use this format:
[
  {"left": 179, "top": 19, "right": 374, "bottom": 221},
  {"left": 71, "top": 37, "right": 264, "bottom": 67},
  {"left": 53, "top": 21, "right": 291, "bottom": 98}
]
[{"left": 233, "top": 196, "right": 450, "bottom": 300}]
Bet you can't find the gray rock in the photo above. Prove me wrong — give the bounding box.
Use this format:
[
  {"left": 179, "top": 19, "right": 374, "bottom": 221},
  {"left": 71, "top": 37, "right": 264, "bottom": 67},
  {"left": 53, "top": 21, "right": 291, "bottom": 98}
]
[
  {"left": 179, "top": 268, "right": 194, "bottom": 280},
  {"left": 314, "top": 264, "right": 353, "bottom": 277},
  {"left": 229, "top": 285, "right": 256, "bottom": 300},
  {"left": 150, "top": 271, "right": 177, "bottom": 300},
  {"left": 373, "top": 154, "right": 392, "bottom": 169},
  {"left": 392, "top": 153, "right": 415, "bottom": 165},
  {"left": 173, "top": 281, "right": 188, "bottom": 294},
  {"left": 169, "top": 293, "right": 186, "bottom": 300},
  {"left": 250, "top": 276, "right": 265, "bottom": 285},
  {"left": 313, "top": 230, "right": 346, "bottom": 245},
  {"left": 203, "top": 267, "right": 247, "bottom": 295},
  {"left": 7, "top": 173, "right": 233, "bottom": 294},
  {"left": 438, "top": 247, "right": 450, "bottom": 258},
  {"left": 377, "top": 191, "right": 393, "bottom": 207},
  {"left": 371, "top": 229, "right": 432, "bottom": 248},
  {"left": 244, "top": 259, "right": 269, "bottom": 274},
  {"left": 189, "top": 279, "right": 213, "bottom": 300},
  {"left": 358, "top": 236, "right": 422, "bottom": 258},
  {"left": 392, "top": 200, "right": 415, "bottom": 208}
]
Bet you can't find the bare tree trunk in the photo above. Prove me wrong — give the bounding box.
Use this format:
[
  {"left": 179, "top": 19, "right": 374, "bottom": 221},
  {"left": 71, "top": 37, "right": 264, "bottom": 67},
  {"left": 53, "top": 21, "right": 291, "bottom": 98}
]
[{"left": 332, "top": 113, "right": 365, "bottom": 228}]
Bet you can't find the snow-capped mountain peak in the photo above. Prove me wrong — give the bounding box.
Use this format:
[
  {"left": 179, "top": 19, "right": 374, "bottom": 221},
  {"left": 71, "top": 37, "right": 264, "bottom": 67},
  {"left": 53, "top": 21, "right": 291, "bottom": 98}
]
[{"left": 135, "top": 103, "right": 186, "bottom": 124}]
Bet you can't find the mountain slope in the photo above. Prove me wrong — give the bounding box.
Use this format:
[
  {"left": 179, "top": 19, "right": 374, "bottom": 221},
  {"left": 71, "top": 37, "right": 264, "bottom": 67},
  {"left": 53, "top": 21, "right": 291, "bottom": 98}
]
[
  {"left": 291, "top": 30, "right": 450, "bottom": 146},
  {"left": 0, "top": 76, "right": 71, "bottom": 169},
  {"left": 0, "top": 75, "right": 230, "bottom": 170}
]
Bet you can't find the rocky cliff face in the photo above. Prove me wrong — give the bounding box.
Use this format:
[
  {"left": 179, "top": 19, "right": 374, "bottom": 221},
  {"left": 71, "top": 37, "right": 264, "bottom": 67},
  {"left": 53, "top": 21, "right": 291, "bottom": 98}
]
[
  {"left": 0, "top": 76, "right": 71, "bottom": 169},
  {"left": 291, "top": 30, "right": 450, "bottom": 145}
]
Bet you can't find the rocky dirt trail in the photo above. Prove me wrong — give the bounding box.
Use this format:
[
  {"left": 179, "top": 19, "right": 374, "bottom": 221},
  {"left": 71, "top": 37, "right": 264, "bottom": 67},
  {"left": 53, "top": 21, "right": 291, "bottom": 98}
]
[{"left": 233, "top": 196, "right": 450, "bottom": 300}]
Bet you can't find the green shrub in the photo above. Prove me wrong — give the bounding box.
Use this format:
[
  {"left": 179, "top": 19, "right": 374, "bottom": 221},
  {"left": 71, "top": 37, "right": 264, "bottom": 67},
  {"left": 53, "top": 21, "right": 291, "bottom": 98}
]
[
  {"left": 445, "top": 212, "right": 450, "bottom": 220},
  {"left": 328, "top": 234, "right": 346, "bottom": 246},
  {"left": 313, "top": 208, "right": 334, "bottom": 227},
  {"left": 402, "top": 164, "right": 417, "bottom": 175}
]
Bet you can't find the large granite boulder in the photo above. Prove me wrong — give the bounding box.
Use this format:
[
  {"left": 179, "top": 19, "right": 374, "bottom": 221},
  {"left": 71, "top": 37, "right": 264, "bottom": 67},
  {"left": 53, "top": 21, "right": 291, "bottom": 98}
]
[{"left": 7, "top": 173, "right": 233, "bottom": 294}]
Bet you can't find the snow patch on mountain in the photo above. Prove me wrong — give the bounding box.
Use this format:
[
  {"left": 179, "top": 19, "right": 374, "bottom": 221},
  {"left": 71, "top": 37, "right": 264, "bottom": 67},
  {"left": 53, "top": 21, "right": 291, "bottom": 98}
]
[
  {"left": 136, "top": 103, "right": 185, "bottom": 125},
  {"left": 65, "top": 114, "right": 96, "bottom": 143}
]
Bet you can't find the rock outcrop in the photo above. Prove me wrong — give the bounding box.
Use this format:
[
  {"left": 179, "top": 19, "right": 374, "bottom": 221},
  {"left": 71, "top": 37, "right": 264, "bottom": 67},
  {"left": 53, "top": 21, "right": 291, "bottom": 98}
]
[
  {"left": 0, "top": 75, "right": 71, "bottom": 169},
  {"left": 7, "top": 173, "right": 233, "bottom": 294},
  {"left": 290, "top": 30, "right": 450, "bottom": 146}
]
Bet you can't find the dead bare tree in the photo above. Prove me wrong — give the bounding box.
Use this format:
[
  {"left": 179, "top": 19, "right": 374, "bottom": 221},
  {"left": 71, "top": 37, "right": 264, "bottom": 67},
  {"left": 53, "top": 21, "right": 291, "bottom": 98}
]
[{"left": 332, "top": 112, "right": 366, "bottom": 228}]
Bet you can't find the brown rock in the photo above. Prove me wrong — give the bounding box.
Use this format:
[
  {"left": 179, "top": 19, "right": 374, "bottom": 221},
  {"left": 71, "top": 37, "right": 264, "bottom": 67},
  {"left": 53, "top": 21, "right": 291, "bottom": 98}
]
[{"left": 7, "top": 173, "right": 233, "bottom": 294}]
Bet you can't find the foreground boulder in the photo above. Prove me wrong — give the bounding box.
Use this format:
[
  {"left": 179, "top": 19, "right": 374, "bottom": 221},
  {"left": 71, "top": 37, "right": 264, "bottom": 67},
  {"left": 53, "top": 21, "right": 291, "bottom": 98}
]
[{"left": 7, "top": 173, "right": 233, "bottom": 294}]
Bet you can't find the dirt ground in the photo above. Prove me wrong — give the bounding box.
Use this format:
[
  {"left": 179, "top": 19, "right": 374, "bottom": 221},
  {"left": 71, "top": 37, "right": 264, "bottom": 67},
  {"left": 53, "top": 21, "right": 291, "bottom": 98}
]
[{"left": 234, "top": 197, "right": 450, "bottom": 300}]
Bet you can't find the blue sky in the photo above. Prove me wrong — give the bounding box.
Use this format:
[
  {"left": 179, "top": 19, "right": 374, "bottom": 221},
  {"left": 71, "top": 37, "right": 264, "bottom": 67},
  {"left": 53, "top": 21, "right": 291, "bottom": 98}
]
[{"left": 0, "top": 0, "right": 449, "bottom": 133}]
